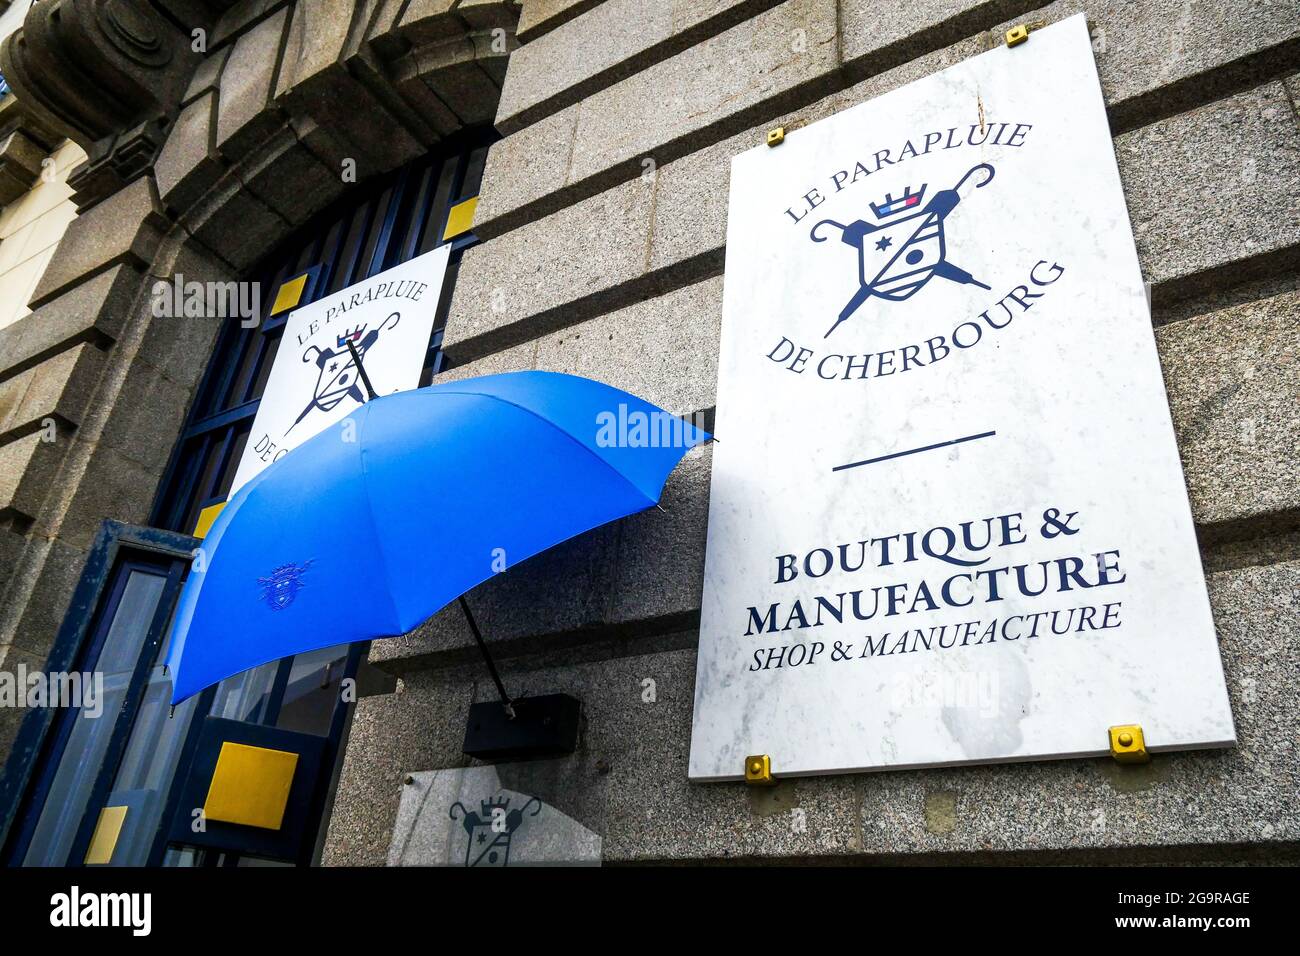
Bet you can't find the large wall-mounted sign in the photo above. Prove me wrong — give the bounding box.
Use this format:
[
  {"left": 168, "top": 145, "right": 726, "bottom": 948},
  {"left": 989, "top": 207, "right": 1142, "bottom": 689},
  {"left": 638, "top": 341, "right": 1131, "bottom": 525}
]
[
  {"left": 229, "top": 246, "right": 451, "bottom": 496},
  {"left": 689, "top": 15, "right": 1234, "bottom": 781}
]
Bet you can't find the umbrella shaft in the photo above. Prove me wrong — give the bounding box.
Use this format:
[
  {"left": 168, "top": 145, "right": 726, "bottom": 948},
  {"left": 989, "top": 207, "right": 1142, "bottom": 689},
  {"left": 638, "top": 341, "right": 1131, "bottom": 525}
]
[
  {"left": 458, "top": 596, "right": 515, "bottom": 717},
  {"left": 345, "top": 339, "right": 379, "bottom": 401}
]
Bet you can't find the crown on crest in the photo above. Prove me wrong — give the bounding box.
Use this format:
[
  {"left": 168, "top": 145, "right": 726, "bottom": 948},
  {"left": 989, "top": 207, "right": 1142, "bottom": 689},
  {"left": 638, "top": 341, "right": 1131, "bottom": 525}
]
[
  {"left": 870, "top": 184, "right": 927, "bottom": 219},
  {"left": 480, "top": 795, "right": 511, "bottom": 816},
  {"left": 336, "top": 326, "right": 366, "bottom": 348}
]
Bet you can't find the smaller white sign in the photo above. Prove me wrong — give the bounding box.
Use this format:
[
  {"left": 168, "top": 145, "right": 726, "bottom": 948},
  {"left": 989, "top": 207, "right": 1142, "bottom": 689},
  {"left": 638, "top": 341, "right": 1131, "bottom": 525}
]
[{"left": 229, "top": 245, "right": 451, "bottom": 495}]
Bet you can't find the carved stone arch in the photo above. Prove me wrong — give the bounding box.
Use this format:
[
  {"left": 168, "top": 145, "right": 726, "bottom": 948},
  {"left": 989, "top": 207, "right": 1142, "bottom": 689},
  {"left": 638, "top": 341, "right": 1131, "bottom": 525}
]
[
  {"left": 157, "top": 0, "right": 519, "bottom": 274},
  {"left": 0, "top": 0, "right": 209, "bottom": 204},
  {"left": 1, "top": 0, "right": 518, "bottom": 228}
]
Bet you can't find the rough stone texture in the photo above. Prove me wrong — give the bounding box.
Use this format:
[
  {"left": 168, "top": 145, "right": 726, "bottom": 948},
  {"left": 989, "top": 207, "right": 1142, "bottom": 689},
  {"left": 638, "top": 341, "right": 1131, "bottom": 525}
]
[
  {"left": 29, "top": 440, "right": 159, "bottom": 553},
  {"left": 0, "top": 526, "right": 22, "bottom": 618},
  {"left": 0, "top": 431, "right": 60, "bottom": 519},
  {"left": 516, "top": 0, "right": 604, "bottom": 41},
  {"left": 133, "top": 248, "right": 233, "bottom": 380},
  {"left": 608, "top": 446, "right": 712, "bottom": 626},
  {"left": 182, "top": 45, "right": 233, "bottom": 105},
  {"left": 214, "top": 7, "right": 290, "bottom": 160},
  {"left": 530, "top": 275, "right": 724, "bottom": 414},
  {"left": 26, "top": 177, "right": 166, "bottom": 308},
  {"left": 649, "top": 35, "right": 992, "bottom": 276},
  {"left": 329, "top": 561, "right": 1297, "bottom": 862},
  {"left": 496, "top": 0, "right": 786, "bottom": 134},
  {"left": 475, "top": 0, "right": 1300, "bottom": 243},
  {"left": 273, "top": 0, "right": 355, "bottom": 92},
  {"left": 1032, "top": 0, "right": 1300, "bottom": 133},
  {"left": 0, "top": 266, "right": 138, "bottom": 377},
  {"left": 321, "top": 672, "right": 476, "bottom": 866},
  {"left": 462, "top": 107, "right": 575, "bottom": 236},
  {"left": 0, "top": 643, "right": 46, "bottom": 771},
  {"left": 95, "top": 354, "right": 199, "bottom": 477},
  {"left": 239, "top": 126, "right": 347, "bottom": 227},
  {"left": 210, "top": 0, "right": 284, "bottom": 48},
  {"left": 1117, "top": 81, "right": 1300, "bottom": 303},
  {"left": 839, "top": 0, "right": 1034, "bottom": 72},
  {"left": 154, "top": 92, "right": 223, "bottom": 213},
  {"left": 0, "top": 129, "right": 46, "bottom": 205},
  {"left": 475, "top": 0, "right": 843, "bottom": 235},
  {"left": 445, "top": 174, "right": 656, "bottom": 357},
  {"left": 0, "top": 536, "right": 90, "bottom": 673},
  {"left": 1159, "top": 288, "right": 1300, "bottom": 536},
  {"left": 0, "top": 344, "right": 106, "bottom": 437},
  {"left": 179, "top": 171, "right": 293, "bottom": 271}
]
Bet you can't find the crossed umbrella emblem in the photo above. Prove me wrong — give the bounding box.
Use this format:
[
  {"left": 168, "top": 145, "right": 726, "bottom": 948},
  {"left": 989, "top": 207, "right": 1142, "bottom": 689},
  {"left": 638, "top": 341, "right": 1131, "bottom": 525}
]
[
  {"left": 288, "top": 310, "right": 402, "bottom": 434},
  {"left": 810, "top": 162, "right": 996, "bottom": 338}
]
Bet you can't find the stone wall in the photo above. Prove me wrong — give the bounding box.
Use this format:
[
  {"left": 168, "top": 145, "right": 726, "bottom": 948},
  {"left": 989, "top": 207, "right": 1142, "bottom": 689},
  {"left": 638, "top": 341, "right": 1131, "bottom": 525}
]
[
  {"left": 0, "top": 0, "right": 1294, "bottom": 865},
  {"left": 323, "top": 0, "right": 1300, "bottom": 864}
]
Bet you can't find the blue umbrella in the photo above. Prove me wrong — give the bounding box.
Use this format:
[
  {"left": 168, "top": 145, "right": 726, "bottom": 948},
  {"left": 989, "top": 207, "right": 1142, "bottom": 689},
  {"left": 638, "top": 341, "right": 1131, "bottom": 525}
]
[{"left": 164, "top": 371, "right": 709, "bottom": 704}]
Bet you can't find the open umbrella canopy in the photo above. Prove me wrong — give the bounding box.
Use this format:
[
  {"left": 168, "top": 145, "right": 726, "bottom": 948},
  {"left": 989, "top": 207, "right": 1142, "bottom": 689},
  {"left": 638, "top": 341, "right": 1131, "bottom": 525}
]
[{"left": 165, "top": 371, "right": 709, "bottom": 704}]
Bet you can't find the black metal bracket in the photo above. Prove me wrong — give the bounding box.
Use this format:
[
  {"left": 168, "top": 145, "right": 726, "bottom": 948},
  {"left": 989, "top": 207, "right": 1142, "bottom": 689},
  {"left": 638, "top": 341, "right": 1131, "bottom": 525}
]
[{"left": 463, "top": 694, "right": 582, "bottom": 762}]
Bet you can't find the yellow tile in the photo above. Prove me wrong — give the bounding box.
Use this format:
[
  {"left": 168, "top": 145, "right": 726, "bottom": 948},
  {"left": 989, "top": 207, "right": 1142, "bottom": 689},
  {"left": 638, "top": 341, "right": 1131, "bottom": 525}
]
[
  {"left": 204, "top": 741, "right": 299, "bottom": 830},
  {"left": 442, "top": 196, "right": 478, "bottom": 240},
  {"left": 192, "top": 501, "right": 226, "bottom": 539},
  {"left": 270, "top": 273, "right": 309, "bottom": 316},
  {"left": 84, "top": 805, "right": 129, "bottom": 865}
]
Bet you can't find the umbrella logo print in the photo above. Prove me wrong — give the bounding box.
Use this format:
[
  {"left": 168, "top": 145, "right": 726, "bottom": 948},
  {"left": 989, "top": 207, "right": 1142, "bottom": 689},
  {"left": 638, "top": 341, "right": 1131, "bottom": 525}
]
[
  {"left": 258, "top": 560, "right": 315, "bottom": 611},
  {"left": 288, "top": 311, "right": 401, "bottom": 434},
  {"left": 810, "top": 163, "right": 996, "bottom": 338}
]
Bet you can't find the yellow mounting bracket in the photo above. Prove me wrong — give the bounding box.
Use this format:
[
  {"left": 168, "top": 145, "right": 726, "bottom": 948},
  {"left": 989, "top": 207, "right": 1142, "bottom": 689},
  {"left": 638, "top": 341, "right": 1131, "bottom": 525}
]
[
  {"left": 1005, "top": 24, "right": 1030, "bottom": 47},
  {"left": 766, "top": 127, "right": 785, "bottom": 147},
  {"left": 1108, "top": 725, "right": 1150, "bottom": 764},
  {"left": 744, "top": 754, "right": 777, "bottom": 785}
]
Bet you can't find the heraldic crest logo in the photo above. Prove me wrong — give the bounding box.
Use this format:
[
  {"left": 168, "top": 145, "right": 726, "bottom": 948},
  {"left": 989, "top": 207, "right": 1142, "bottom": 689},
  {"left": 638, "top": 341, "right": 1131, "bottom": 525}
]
[
  {"left": 810, "top": 163, "right": 996, "bottom": 337},
  {"left": 288, "top": 310, "right": 402, "bottom": 434},
  {"left": 258, "top": 560, "right": 315, "bottom": 611},
  {"left": 450, "top": 794, "right": 543, "bottom": 867}
]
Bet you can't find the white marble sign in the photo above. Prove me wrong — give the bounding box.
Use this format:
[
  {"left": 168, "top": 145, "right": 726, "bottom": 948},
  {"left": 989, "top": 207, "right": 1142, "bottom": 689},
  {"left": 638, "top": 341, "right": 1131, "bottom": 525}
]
[
  {"left": 689, "top": 15, "right": 1235, "bottom": 781},
  {"left": 229, "top": 245, "right": 451, "bottom": 495}
]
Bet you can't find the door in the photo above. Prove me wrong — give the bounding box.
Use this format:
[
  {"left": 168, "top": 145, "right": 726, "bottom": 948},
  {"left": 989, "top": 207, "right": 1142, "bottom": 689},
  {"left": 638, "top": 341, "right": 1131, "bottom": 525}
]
[{"left": 1, "top": 523, "right": 193, "bottom": 866}]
